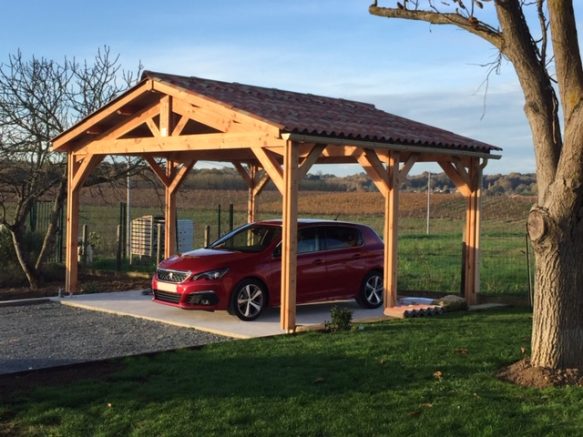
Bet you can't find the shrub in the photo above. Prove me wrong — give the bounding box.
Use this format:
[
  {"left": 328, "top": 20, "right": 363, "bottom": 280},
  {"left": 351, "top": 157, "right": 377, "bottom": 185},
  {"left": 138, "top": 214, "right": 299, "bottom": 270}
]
[{"left": 324, "top": 305, "right": 353, "bottom": 332}]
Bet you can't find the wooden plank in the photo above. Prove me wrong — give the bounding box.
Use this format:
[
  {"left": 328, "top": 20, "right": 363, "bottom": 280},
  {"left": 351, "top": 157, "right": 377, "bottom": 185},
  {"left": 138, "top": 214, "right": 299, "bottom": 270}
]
[
  {"left": 71, "top": 154, "right": 103, "bottom": 191},
  {"left": 280, "top": 140, "right": 298, "bottom": 332},
  {"left": 80, "top": 132, "right": 286, "bottom": 155},
  {"left": 253, "top": 172, "right": 271, "bottom": 197},
  {"left": 93, "top": 102, "right": 161, "bottom": 143},
  {"left": 298, "top": 144, "right": 326, "bottom": 179},
  {"left": 383, "top": 152, "right": 400, "bottom": 311},
  {"left": 145, "top": 118, "right": 160, "bottom": 137},
  {"left": 399, "top": 154, "right": 418, "bottom": 180},
  {"left": 159, "top": 96, "right": 172, "bottom": 137},
  {"left": 172, "top": 115, "right": 189, "bottom": 136},
  {"left": 233, "top": 162, "right": 253, "bottom": 187},
  {"left": 53, "top": 80, "right": 153, "bottom": 151},
  {"left": 164, "top": 160, "right": 177, "bottom": 258},
  {"left": 152, "top": 80, "right": 282, "bottom": 136},
  {"left": 65, "top": 153, "right": 80, "bottom": 293},
  {"left": 251, "top": 146, "right": 285, "bottom": 194},
  {"left": 356, "top": 149, "right": 390, "bottom": 197},
  {"left": 169, "top": 160, "right": 196, "bottom": 193},
  {"left": 438, "top": 160, "right": 472, "bottom": 197},
  {"left": 143, "top": 156, "right": 171, "bottom": 186}
]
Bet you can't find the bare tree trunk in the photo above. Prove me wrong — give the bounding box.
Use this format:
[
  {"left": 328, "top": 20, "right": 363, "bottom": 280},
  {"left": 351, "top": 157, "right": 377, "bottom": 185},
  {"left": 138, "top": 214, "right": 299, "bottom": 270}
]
[
  {"left": 9, "top": 226, "right": 40, "bottom": 290},
  {"left": 34, "top": 175, "right": 67, "bottom": 271},
  {"left": 529, "top": 208, "right": 583, "bottom": 369}
]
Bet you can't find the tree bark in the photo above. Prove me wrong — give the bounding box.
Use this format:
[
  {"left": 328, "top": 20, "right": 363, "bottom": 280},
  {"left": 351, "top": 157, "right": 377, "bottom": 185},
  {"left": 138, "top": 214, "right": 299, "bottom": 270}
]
[
  {"left": 34, "top": 175, "right": 67, "bottom": 271},
  {"left": 9, "top": 225, "right": 40, "bottom": 290}
]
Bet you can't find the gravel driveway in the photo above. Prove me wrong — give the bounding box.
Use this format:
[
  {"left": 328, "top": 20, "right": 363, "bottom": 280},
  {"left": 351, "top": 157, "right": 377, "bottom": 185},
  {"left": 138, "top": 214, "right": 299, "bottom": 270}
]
[{"left": 0, "top": 301, "right": 227, "bottom": 375}]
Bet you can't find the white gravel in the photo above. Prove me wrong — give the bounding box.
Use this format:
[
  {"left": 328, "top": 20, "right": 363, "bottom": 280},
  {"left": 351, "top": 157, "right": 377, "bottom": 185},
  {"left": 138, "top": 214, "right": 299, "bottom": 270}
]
[{"left": 0, "top": 301, "right": 227, "bottom": 375}]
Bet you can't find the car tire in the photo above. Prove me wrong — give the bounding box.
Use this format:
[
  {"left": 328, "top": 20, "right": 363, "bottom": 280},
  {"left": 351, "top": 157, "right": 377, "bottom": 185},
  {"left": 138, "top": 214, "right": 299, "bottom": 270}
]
[
  {"left": 357, "top": 270, "right": 383, "bottom": 308},
  {"left": 230, "top": 279, "right": 267, "bottom": 321}
]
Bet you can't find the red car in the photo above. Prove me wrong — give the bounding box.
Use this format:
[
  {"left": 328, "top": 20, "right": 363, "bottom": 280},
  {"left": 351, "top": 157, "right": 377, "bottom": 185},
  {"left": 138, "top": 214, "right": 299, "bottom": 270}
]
[{"left": 152, "top": 219, "right": 384, "bottom": 321}]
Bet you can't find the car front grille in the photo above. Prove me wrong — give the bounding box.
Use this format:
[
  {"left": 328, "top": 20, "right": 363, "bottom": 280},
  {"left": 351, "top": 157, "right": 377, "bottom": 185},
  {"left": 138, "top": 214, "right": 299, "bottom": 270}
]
[
  {"left": 153, "top": 290, "right": 181, "bottom": 304},
  {"left": 157, "top": 269, "right": 189, "bottom": 283}
]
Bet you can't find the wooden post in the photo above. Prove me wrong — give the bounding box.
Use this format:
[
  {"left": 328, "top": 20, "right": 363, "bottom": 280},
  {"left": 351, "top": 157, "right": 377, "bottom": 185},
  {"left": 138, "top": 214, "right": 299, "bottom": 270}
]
[
  {"left": 280, "top": 141, "right": 299, "bottom": 332},
  {"left": 383, "top": 152, "right": 400, "bottom": 311},
  {"left": 65, "top": 153, "right": 102, "bottom": 293},
  {"left": 204, "top": 225, "right": 211, "bottom": 247},
  {"left": 65, "top": 156, "right": 80, "bottom": 293},
  {"left": 248, "top": 164, "right": 257, "bottom": 223},
  {"left": 463, "top": 159, "right": 482, "bottom": 305},
  {"left": 164, "top": 160, "right": 177, "bottom": 258}
]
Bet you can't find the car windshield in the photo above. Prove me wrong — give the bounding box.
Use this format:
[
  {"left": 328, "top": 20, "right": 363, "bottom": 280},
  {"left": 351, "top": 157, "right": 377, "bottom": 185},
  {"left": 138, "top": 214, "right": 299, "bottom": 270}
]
[{"left": 209, "top": 224, "right": 277, "bottom": 253}]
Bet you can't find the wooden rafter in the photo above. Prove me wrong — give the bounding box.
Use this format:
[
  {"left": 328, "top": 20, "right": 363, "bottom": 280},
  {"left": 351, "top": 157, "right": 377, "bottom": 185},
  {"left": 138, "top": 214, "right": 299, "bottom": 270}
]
[
  {"left": 52, "top": 80, "right": 153, "bottom": 151},
  {"left": 172, "top": 115, "right": 190, "bottom": 136},
  {"left": 93, "top": 102, "right": 161, "bottom": 143},
  {"left": 145, "top": 118, "right": 160, "bottom": 137},
  {"left": 152, "top": 80, "right": 282, "bottom": 136}
]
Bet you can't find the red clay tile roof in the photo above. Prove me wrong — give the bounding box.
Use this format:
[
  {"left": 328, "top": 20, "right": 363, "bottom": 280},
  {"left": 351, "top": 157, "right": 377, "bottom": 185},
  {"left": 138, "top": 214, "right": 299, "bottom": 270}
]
[{"left": 143, "top": 71, "right": 501, "bottom": 154}]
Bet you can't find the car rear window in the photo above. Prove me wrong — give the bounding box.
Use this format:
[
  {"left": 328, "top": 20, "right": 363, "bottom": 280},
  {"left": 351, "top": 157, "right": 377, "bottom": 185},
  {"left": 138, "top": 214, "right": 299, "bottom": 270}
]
[{"left": 322, "top": 226, "right": 362, "bottom": 250}]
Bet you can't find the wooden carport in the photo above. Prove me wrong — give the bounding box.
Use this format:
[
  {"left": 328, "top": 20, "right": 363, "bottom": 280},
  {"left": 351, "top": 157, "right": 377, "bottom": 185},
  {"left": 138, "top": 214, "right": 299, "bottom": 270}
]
[{"left": 52, "top": 71, "right": 501, "bottom": 332}]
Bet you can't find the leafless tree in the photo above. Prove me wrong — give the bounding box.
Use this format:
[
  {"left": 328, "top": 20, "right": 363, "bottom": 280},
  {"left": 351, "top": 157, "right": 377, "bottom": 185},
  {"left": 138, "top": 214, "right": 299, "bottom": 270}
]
[
  {"left": 0, "top": 47, "right": 142, "bottom": 289},
  {"left": 370, "top": 1, "right": 583, "bottom": 371}
]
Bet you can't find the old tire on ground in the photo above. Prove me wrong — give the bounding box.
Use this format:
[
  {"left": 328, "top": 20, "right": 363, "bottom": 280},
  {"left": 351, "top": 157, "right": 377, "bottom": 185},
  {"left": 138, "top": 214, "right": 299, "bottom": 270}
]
[
  {"left": 357, "top": 270, "right": 383, "bottom": 308},
  {"left": 230, "top": 279, "right": 267, "bottom": 321}
]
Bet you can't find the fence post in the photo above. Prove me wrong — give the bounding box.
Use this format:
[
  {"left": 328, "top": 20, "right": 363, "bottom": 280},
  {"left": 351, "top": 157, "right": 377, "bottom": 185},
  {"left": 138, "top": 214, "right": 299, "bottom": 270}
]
[
  {"left": 217, "top": 204, "right": 222, "bottom": 238},
  {"left": 156, "top": 223, "right": 163, "bottom": 264},
  {"left": 229, "top": 203, "right": 234, "bottom": 232},
  {"left": 460, "top": 242, "right": 466, "bottom": 297},
  {"left": 119, "top": 202, "right": 127, "bottom": 261},
  {"left": 115, "top": 225, "right": 122, "bottom": 271},
  {"left": 81, "top": 224, "right": 88, "bottom": 266},
  {"left": 204, "top": 225, "right": 211, "bottom": 247}
]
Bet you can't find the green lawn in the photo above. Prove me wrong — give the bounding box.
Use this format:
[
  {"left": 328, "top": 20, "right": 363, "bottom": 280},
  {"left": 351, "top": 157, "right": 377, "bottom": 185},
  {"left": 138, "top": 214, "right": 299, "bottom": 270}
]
[{"left": 2, "top": 309, "right": 582, "bottom": 436}]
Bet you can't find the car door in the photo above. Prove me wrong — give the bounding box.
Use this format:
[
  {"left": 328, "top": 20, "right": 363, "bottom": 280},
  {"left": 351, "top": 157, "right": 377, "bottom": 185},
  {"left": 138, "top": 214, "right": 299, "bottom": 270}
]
[
  {"left": 267, "top": 226, "right": 327, "bottom": 305},
  {"left": 316, "top": 225, "right": 365, "bottom": 300}
]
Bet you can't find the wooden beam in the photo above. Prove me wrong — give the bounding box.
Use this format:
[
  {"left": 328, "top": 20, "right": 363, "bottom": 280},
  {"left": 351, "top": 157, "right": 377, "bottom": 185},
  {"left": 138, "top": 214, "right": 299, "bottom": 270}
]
[
  {"left": 233, "top": 162, "right": 253, "bottom": 187},
  {"left": 65, "top": 153, "right": 104, "bottom": 293},
  {"left": 164, "top": 160, "right": 177, "bottom": 257},
  {"left": 152, "top": 80, "right": 282, "bottom": 136},
  {"left": 383, "top": 152, "right": 400, "bottom": 311},
  {"left": 438, "top": 160, "right": 471, "bottom": 197},
  {"left": 159, "top": 95, "right": 172, "bottom": 137},
  {"left": 168, "top": 160, "right": 196, "bottom": 193},
  {"left": 399, "top": 154, "right": 418, "bottom": 180},
  {"left": 80, "top": 132, "right": 286, "bottom": 155},
  {"left": 143, "top": 156, "right": 171, "bottom": 186},
  {"left": 251, "top": 146, "right": 285, "bottom": 194},
  {"left": 298, "top": 144, "right": 326, "bottom": 179},
  {"left": 463, "top": 158, "right": 482, "bottom": 305},
  {"left": 93, "top": 102, "right": 161, "bottom": 143},
  {"left": 280, "top": 140, "right": 298, "bottom": 332},
  {"left": 71, "top": 154, "right": 103, "bottom": 191},
  {"left": 146, "top": 118, "right": 160, "bottom": 137},
  {"left": 53, "top": 80, "right": 153, "bottom": 151},
  {"left": 356, "top": 148, "right": 390, "bottom": 197},
  {"left": 172, "top": 115, "right": 190, "bottom": 136},
  {"left": 253, "top": 172, "right": 271, "bottom": 197}
]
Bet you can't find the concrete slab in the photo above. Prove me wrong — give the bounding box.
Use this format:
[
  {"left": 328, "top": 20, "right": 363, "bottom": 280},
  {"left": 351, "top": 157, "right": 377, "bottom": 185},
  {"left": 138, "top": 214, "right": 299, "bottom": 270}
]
[{"left": 58, "top": 290, "right": 391, "bottom": 339}]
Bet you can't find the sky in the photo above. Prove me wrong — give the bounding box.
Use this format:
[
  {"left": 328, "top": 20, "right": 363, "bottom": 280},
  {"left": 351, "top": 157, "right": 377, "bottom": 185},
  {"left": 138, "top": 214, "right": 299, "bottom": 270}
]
[{"left": 1, "top": 1, "right": 581, "bottom": 176}]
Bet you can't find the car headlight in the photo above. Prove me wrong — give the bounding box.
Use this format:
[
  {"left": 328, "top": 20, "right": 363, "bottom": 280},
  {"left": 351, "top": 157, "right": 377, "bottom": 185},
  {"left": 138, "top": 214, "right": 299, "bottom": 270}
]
[{"left": 192, "top": 268, "right": 229, "bottom": 281}]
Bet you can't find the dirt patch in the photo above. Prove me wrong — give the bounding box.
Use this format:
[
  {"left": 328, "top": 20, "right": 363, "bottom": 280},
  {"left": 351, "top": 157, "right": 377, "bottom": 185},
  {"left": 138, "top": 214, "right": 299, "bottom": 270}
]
[
  {"left": 498, "top": 359, "right": 583, "bottom": 388},
  {"left": 0, "top": 275, "right": 151, "bottom": 301}
]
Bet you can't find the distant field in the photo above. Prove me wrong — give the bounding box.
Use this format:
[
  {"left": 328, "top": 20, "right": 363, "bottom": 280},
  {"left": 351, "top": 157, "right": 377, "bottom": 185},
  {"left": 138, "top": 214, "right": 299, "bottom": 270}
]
[{"left": 77, "top": 188, "right": 534, "bottom": 297}]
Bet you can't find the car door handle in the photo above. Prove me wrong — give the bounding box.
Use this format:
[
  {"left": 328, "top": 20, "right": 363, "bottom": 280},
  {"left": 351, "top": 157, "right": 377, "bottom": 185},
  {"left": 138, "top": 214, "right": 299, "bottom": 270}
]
[{"left": 313, "top": 259, "right": 323, "bottom": 265}]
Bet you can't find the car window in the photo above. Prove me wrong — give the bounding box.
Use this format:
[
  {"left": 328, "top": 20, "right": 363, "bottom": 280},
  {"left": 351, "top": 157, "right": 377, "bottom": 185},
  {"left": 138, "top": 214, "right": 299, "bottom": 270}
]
[
  {"left": 298, "top": 227, "right": 319, "bottom": 254},
  {"left": 210, "top": 225, "right": 275, "bottom": 252},
  {"left": 322, "top": 226, "right": 362, "bottom": 250}
]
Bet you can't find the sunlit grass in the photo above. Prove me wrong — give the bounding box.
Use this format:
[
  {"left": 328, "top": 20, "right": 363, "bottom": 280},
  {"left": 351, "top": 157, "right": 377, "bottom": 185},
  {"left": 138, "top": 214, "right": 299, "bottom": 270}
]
[{"left": 2, "top": 309, "right": 582, "bottom": 436}]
